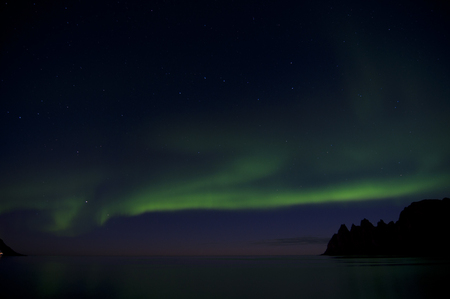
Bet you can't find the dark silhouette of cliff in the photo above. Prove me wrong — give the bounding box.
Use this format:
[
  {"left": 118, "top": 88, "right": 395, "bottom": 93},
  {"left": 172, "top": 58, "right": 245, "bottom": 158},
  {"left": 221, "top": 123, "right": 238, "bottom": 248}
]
[
  {"left": 0, "top": 238, "right": 26, "bottom": 256},
  {"left": 323, "top": 198, "right": 450, "bottom": 256}
]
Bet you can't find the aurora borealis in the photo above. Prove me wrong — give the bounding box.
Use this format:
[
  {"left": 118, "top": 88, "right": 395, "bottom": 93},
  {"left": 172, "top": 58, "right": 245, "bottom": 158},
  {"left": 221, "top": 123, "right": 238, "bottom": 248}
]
[{"left": 1, "top": 0, "right": 449, "bottom": 255}]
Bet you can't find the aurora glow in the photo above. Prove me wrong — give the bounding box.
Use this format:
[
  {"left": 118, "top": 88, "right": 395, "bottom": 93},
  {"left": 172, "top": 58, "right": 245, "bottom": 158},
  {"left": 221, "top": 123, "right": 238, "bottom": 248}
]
[
  {"left": 1, "top": 124, "right": 449, "bottom": 234},
  {"left": 1, "top": 0, "right": 449, "bottom": 255},
  {"left": 100, "top": 174, "right": 449, "bottom": 219}
]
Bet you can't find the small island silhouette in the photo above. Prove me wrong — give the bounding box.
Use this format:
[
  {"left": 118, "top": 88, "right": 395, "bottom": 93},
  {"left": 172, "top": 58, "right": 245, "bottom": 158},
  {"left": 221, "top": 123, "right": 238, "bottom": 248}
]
[
  {"left": 0, "top": 238, "right": 26, "bottom": 256},
  {"left": 323, "top": 198, "right": 450, "bottom": 256}
]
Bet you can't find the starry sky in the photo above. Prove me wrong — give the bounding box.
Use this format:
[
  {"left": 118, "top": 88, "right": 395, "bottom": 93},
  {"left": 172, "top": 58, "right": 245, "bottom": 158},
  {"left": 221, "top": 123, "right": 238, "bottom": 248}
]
[{"left": 1, "top": 0, "right": 449, "bottom": 256}]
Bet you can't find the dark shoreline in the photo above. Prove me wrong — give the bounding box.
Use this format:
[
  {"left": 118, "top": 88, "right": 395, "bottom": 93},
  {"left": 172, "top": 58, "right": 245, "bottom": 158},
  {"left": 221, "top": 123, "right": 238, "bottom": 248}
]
[{"left": 323, "top": 198, "right": 450, "bottom": 257}]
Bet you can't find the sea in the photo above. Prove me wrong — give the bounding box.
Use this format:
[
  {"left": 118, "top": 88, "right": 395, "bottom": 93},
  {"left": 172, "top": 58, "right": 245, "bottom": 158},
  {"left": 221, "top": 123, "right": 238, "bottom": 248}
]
[{"left": 0, "top": 255, "right": 447, "bottom": 299}]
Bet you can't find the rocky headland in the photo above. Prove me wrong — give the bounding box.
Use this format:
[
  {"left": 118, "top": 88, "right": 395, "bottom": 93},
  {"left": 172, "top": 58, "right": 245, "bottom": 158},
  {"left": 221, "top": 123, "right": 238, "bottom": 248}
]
[
  {"left": 323, "top": 198, "right": 450, "bottom": 256},
  {"left": 0, "top": 238, "right": 26, "bottom": 256}
]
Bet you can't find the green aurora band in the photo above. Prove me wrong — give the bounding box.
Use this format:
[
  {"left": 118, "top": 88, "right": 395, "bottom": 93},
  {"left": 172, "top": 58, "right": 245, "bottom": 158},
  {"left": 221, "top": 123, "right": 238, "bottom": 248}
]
[
  {"left": 2, "top": 107, "right": 450, "bottom": 234},
  {"left": 98, "top": 173, "right": 450, "bottom": 225},
  {"left": 1, "top": 145, "right": 449, "bottom": 234}
]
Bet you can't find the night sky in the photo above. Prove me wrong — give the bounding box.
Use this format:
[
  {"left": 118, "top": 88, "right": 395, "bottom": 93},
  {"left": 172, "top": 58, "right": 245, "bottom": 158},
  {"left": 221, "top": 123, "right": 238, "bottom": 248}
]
[{"left": 1, "top": 0, "right": 449, "bottom": 256}]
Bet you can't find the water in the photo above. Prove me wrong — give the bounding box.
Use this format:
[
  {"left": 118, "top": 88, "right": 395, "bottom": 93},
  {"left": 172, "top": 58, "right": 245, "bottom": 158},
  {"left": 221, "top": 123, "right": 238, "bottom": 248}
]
[{"left": 0, "top": 255, "right": 447, "bottom": 299}]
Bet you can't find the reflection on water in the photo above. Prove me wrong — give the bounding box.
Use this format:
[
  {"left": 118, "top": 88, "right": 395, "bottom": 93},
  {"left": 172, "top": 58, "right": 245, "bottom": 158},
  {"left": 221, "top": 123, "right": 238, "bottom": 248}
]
[{"left": 0, "top": 256, "right": 447, "bottom": 299}]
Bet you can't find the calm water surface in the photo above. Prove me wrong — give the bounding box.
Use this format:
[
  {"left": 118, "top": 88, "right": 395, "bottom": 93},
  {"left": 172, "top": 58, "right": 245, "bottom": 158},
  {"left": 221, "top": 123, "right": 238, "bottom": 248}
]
[{"left": 0, "top": 255, "right": 447, "bottom": 298}]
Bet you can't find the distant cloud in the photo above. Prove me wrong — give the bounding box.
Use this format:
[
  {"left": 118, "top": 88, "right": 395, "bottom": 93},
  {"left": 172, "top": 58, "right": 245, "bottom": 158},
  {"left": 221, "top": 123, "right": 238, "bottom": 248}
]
[{"left": 254, "top": 236, "right": 329, "bottom": 246}]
